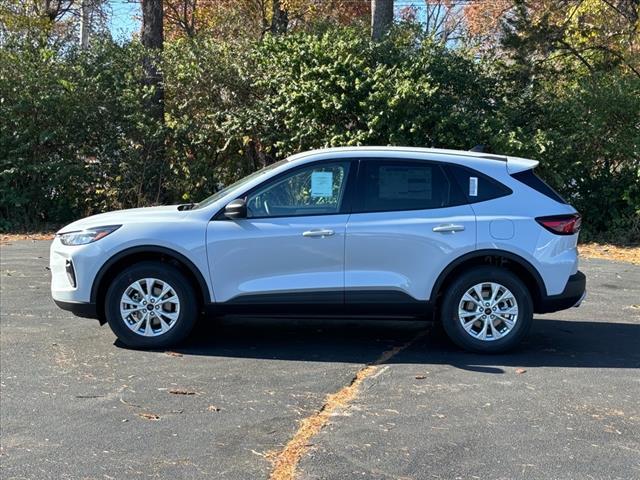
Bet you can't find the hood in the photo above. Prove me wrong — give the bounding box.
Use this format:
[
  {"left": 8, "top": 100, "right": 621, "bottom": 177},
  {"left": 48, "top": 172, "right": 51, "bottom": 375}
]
[{"left": 58, "top": 205, "right": 186, "bottom": 233}]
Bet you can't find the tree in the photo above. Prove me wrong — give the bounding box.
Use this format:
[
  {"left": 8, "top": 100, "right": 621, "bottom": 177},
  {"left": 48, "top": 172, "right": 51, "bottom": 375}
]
[
  {"left": 142, "top": 0, "right": 164, "bottom": 50},
  {"left": 141, "top": 0, "right": 164, "bottom": 119},
  {"left": 0, "top": 0, "right": 109, "bottom": 46},
  {"left": 371, "top": 0, "right": 393, "bottom": 40},
  {"left": 462, "top": 1, "right": 640, "bottom": 76},
  {"left": 140, "top": 0, "right": 166, "bottom": 203},
  {"left": 162, "top": 0, "right": 370, "bottom": 40}
]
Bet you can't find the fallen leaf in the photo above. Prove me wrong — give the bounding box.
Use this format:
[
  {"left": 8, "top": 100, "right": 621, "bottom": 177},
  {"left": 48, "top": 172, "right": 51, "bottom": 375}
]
[
  {"left": 415, "top": 375, "right": 426, "bottom": 380},
  {"left": 165, "top": 351, "right": 183, "bottom": 357},
  {"left": 515, "top": 368, "right": 527, "bottom": 374},
  {"left": 138, "top": 412, "right": 160, "bottom": 421},
  {"left": 169, "top": 389, "right": 196, "bottom": 395},
  {"left": 207, "top": 405, "right": 221, "bottom": 412}
]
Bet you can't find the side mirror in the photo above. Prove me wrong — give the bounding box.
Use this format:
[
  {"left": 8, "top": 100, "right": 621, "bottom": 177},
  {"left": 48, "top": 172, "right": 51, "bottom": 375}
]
[{"left": 224, "top": 198, "right": 247, "bottom": 219}]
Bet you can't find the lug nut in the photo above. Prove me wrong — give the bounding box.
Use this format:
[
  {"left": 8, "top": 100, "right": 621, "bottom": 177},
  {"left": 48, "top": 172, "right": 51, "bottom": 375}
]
[
  {"left": 155, "top": 305, "right": 160, "bottom": 310},
  {"left": 150, "top": 299, "right": 155, "bottom": 303}
]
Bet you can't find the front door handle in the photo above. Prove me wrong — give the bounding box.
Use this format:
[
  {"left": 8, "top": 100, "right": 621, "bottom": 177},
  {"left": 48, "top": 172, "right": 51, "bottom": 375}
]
[
  {"left": 433, "top": 224, "right": 465, "bottom": 233},
  {"left": 303, "top": 229, "right": 335, "bottom": 238}
]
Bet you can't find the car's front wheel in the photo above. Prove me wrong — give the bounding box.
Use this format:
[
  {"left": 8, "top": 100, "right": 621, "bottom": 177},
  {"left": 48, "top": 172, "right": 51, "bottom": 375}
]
[
  {"left": 105, "top": 262, "right": 198, "bottom": 349},
  {"left": 440, "top": 266, "right": 533, "bottom": 353}
]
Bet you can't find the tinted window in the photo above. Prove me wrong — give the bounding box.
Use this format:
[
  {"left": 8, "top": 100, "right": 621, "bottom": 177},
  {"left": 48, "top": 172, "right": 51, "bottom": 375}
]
[
  {"left": 247, "top": 162, "right": 350, "bottom": 218},
  {"left": 357, "top": 161, "right": 465, "bottom": 213},
  {"left": 511, "top": 169, "right": 567, "bottom": 204},
  {"left": 447, "top": 165, "right": 512, "bottom": 203}
]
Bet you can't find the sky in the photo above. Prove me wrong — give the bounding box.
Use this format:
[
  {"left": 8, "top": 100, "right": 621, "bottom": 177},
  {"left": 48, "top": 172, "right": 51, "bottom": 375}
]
[{"left": 108, "top": 1, "right": 141, "bottom": 40}]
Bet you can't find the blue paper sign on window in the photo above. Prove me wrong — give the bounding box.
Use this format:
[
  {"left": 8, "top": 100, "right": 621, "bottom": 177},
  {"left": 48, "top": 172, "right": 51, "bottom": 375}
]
[{"left": 311, "top": 171, "right": 333, "bottom": 198}]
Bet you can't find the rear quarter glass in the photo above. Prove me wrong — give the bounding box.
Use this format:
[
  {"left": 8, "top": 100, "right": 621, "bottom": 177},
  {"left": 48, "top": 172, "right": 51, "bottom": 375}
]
[
  {"left": 511, "top": 170, "right": 567, "bottom": 204},
  {"left": 447, "top": 164, "right": 513, "bottom": 203}
]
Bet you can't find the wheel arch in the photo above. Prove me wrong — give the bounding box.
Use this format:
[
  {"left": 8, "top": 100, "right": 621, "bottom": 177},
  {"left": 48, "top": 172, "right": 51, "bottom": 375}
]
[
  {"left": 91, "top": 246, "right": 211, "bottom": 322},
  {"left": 431, "top": 249, "right": 547, "bottom": 312}
]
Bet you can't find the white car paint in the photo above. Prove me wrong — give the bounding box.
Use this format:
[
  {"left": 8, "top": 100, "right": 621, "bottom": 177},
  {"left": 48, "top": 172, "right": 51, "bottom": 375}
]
[{"left": 51, "top": 146, "right": 581, "bottom": 312}]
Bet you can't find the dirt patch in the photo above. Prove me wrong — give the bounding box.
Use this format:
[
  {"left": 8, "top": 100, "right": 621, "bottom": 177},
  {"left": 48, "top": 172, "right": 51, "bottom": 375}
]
[
  {"left": 579, "top": 243, "right": 640, "bottom": 265},
  {"left": 267, "top": 330, "right": 428, "bottom": 480}
]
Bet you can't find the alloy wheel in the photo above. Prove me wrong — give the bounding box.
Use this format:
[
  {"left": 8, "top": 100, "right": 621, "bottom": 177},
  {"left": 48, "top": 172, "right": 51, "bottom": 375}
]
[
  {"left": 120, "top": 278, "right": 180, "bottom": 337},
  {"left": 457, "top": 282, "right": 519, "bottom": 341}
]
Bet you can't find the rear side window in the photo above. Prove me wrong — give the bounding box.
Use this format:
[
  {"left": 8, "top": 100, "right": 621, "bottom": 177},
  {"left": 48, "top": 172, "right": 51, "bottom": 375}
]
[
  {"left": 511, "top": 169, "right": 567, "bottom": 204},
  {"left": 355, "top": 160, "right": 466, "bottom": 213},
  {"left": 447, "top": 165, "right": 512, "bottom": 203}
]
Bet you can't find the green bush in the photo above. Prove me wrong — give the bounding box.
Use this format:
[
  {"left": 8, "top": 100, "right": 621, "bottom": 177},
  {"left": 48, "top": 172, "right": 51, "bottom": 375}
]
[
  {"left": 0, "top": 40, "right": 165, "bottom": 230},
  {"left": 247, "top": 27, "right": 501, "bottom": 155},
  {"left": 494, "top": 71, "right": 640, "bottom": 242}
]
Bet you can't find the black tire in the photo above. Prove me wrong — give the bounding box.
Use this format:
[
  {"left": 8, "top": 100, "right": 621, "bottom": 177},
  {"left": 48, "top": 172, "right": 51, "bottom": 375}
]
[
  {"left": 105, "top": 262, "right": 199, "bottom": 349},
  {"left": 440, "top": 266, "right": 533, "bottom": 354}
]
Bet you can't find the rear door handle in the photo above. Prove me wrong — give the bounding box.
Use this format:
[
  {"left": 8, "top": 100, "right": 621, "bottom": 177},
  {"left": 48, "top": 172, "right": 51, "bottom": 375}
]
[
  {"left": 303, "top": 229, "right": 335, "bottom": 238},
  {"left": 432, "top": 224, "right": 465, "bottom": 233}
]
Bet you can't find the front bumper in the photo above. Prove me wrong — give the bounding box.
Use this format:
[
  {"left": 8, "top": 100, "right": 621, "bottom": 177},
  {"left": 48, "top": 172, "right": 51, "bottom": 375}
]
[
  {"left": 53, "top": 300, "right": 98, "bottom": 319},
  {"left": 536, "top": 271, "right": 586, "bottom": 313}
]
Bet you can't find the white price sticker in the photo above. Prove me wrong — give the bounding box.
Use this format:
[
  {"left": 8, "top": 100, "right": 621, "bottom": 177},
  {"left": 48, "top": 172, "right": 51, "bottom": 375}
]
[{"left": 469, "top": 177, "right": 478, "bottom": 197}]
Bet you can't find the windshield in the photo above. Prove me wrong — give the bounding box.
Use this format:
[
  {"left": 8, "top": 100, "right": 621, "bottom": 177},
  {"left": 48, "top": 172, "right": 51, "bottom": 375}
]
[{"left": 194, "top": 159, "right": 289, "bottom": 210}]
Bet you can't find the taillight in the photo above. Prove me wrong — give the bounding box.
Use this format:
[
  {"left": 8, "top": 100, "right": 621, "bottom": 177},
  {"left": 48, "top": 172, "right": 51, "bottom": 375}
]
[{"left": 536, "top": 214, "right": 582, "bottom": 235}]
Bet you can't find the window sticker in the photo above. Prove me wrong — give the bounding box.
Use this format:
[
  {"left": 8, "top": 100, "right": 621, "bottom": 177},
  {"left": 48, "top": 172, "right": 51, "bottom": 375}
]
[
  {"left": 311, "top": 171, "right": 334, "bottom": 198},
  {"left": 469, "top": 176, "right": 478, "bottom": 197},
  {"left": 379, "top": 166, "right": 432, "bottom": 200}
]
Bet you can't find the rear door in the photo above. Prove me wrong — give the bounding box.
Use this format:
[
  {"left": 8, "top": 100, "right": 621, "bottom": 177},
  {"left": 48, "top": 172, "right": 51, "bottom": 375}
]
[{"left": 344, "top": 159, "right": 476, "bottom": 307}]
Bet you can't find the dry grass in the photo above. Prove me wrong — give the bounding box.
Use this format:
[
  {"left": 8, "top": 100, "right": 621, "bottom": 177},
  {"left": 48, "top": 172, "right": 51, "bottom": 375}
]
[
  {"left": 267, "top": 332, "right": 427, "bottom": 480},
  {"left": 1, "top": 233, "right": 55, "bottom": 245},
  {"left": 579, "top": 243, "right": 640, "bottom": 265}
]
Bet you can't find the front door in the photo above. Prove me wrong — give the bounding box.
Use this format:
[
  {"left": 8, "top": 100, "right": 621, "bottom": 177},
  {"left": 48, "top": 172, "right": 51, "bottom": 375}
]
[{"left": 206, "top": 160, "right": 353, "bottom": 305}]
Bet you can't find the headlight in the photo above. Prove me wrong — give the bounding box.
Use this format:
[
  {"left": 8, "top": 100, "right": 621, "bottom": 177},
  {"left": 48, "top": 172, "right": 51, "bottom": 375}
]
[{"left": 58, "top": 225, "right": 121, "bottom": 246}]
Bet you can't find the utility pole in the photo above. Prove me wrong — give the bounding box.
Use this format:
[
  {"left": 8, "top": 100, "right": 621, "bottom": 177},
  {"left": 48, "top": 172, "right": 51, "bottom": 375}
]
[
  {"left": 371, "top": 0, "right": 394, "bottom": 41},
  {"left": 79, "top": 0, "right": 91, "bottom": 47}
]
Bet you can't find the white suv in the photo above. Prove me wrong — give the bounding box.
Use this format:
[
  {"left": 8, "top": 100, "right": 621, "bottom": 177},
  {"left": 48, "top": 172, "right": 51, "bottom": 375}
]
[{"left": 50, "top": 147, "right": 585, "bottom": 353}]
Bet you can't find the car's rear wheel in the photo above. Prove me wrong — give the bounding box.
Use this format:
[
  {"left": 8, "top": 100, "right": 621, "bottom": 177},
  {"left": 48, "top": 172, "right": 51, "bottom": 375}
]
[
  {"left": 441, "top": 267, "right": 533, "bottom": 353},
  {"left": 105, "top": 262, "right": 198, "bottom": 349}
]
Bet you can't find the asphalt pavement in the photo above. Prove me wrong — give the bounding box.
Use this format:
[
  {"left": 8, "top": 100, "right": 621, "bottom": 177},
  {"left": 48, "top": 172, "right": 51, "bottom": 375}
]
[{"left": 1, "top": 240, "right": 639, "bottom": 480}]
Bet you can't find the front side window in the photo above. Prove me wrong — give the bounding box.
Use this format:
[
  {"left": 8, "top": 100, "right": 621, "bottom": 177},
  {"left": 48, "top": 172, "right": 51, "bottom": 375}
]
[
  {"left": 357, "top": 160, "right": 465, "bottom": 213},
  {"left": 247, "top": 162, "right": 350, "bottom": 218}
]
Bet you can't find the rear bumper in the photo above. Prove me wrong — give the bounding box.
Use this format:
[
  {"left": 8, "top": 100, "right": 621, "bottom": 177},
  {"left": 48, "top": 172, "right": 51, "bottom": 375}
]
[
  {"left": 53, "top": 300, "right": 98, "bottom": 319},
  {"left": 536, "top": 271, "right": 586, "bottom": 313}
]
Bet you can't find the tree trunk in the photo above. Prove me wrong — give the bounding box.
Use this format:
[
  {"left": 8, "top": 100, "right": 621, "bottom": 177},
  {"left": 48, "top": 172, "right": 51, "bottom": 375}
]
[
  {"left": 141, "top": 0, "right": 164, "bottom": 120},
  {"left": 271, "top": 0, "right": 288, "bottom": 35},
  {"left": 140, "top": 0, "right": 166, "bottom": 205},
  {"left": 371, "top": 0, "right": 393, "bottom": 41},
  {"left": 142, "top": 0, "right": 164, "bottom": 50}
]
